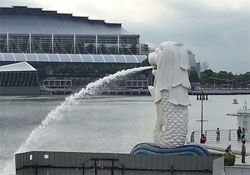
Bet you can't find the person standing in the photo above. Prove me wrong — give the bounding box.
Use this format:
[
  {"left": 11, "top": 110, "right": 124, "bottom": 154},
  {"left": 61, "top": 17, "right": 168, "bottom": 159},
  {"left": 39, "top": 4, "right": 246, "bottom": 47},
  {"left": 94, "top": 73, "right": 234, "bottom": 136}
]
[
  {"left": 200, "top": 134, "right": 207, "bottom": 144},
  {"left": 242, "top": 128, "right": 245, "bottom": 139},
  {"left": 216, "top": 128, "right": 220, "bottom": 141},
  {"left": 237, "top": 127, "right": 242, "bottom": 141},
  {"left": 241, "top": 140, "right": 246, "bottom": 163}
]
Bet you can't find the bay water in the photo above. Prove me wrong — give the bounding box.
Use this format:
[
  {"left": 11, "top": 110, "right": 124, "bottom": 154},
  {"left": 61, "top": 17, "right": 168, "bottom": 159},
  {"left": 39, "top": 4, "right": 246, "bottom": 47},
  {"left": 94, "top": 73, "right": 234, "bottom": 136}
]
[{"left": 0, "top": 94, "right": 249, "bottom": 174}]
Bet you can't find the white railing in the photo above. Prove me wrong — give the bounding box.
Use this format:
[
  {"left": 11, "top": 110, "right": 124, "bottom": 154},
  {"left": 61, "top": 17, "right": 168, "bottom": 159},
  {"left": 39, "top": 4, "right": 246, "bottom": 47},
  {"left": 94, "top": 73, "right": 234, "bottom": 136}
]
[{"left": 190, "top": 129, "right": 239, "bottom": 143}]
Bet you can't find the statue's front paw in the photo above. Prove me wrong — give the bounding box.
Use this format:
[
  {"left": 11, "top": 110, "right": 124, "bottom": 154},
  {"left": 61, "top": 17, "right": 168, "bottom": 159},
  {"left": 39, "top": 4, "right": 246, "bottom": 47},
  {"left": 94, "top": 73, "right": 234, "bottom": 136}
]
[
  {"left": 148, "top": 86, "right": 155, "bottom": 99},
  {"left": 152, "top": 69, "right": 157, "bottom": 76}
]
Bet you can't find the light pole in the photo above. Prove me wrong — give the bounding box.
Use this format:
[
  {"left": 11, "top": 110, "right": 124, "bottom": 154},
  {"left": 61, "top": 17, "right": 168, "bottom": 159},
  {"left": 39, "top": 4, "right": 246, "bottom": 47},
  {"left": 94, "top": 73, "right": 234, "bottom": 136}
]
[{"left": 196, "top": 92, "right": 208, "bottom": 136}]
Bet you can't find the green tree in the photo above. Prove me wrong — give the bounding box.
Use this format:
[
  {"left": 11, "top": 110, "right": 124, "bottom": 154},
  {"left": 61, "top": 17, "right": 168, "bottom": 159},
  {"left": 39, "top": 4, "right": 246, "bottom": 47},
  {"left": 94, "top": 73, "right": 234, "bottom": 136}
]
[{"left": 200, "top": 69, "right": 215, "bottom": 85}]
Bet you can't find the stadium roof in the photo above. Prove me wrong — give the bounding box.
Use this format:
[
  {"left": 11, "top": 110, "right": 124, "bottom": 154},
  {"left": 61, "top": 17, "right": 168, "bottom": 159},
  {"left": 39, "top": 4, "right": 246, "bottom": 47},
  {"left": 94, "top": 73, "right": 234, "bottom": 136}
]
[
  {"left": 0, "top": 62, "right": 36, "bottom": 72},
  {"left": 0, "top": 53, "right": 147, "bottom": 64},
  {"left": 0, "top": 6, "right": 128, "bottom": 35}
]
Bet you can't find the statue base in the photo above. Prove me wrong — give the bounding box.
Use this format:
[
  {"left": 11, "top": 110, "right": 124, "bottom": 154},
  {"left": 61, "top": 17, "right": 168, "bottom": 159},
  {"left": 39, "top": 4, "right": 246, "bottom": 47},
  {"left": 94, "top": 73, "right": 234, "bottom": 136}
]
[{"left": 131, "top": 143, "right": 210, "bottom": 156}]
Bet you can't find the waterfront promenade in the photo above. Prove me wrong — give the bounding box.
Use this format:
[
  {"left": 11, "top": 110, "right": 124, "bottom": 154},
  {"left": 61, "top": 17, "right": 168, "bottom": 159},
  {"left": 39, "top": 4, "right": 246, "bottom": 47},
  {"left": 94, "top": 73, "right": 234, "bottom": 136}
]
[
  {"left": 41, "top": 85, "right": 250, "bottom": 95},
  {"left": 202, "top": 141, "right": 250, "bottom": 174},
  {"left": 189, "top": 88, "right": 250, "bottom": 95},
  {"left": 191, "top": 129, "right": 250, "bottom": 174}
]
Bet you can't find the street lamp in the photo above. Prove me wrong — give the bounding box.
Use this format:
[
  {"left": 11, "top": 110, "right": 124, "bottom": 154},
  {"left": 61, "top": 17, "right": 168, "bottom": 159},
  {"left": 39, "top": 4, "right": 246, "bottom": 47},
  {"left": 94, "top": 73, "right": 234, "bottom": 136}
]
[{"left": 196, "top": 92, "right": 208, "bottom": 136}]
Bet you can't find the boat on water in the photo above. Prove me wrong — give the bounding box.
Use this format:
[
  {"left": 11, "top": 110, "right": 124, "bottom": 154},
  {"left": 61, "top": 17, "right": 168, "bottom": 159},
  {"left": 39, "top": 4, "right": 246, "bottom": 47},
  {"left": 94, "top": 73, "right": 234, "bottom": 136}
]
[{"left": 233, "top": 98, "right": 239, "bottom": 104}]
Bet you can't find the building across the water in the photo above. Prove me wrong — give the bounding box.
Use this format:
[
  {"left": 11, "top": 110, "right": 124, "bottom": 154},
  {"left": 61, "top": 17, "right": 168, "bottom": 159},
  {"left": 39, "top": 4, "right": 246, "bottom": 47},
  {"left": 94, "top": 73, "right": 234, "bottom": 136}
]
[
  {"left": 188, "top": 49, "right": 201, "bottom": 77},
  {"left": 0, "top": 6, "right": 203, "bottom": 95},
  {"left": 0, "top": 6, "right": 151, "bottom": 95},
  {"left": 0, "top": 62, "right": 40, "bottom": 95},
  {"left": 0, "top": 6, "right": 149, "bottom": 59}
]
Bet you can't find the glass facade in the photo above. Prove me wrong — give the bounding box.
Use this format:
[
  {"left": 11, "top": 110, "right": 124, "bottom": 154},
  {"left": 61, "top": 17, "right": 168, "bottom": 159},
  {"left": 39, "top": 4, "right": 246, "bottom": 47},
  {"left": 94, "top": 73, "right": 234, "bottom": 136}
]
[
  {"left": 31, "top": 34, "right": 53, "bottom": 53},
  {"left": 0, "top": 34, "right": 148, "bottom": 55},
  {"left": 8, "top": 34, "right": 30, "bottom": 53},
  {"left": 0, "top": 35, "right": 7, "bottom": 53},
  {"left": 0, "top": 71, "right": 39, "bottom": 87}
]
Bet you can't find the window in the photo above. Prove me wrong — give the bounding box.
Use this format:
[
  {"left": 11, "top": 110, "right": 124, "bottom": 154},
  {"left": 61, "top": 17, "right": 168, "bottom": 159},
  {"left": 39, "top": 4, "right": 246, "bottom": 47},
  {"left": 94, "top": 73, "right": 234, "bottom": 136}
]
[{"left": 44, "top": 154, "right": 49, "bottom": 159}]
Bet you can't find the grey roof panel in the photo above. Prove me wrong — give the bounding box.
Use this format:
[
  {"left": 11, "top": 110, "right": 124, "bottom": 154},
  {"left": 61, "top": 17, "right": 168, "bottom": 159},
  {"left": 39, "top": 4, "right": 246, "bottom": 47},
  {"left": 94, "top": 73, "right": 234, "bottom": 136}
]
[
  {"left": 58, "top": 54, "right": 72, "bottom": 62},
  {"left": 103, "top": 55, "right": 116, "bottom": 63},
  {"left": 0, "top": 53, "right": 146, "bottom": 63},
  {"left": 0, "top": 6, "right": 121, "bottom": 26},
  {"left": 92, "top": 55, "right": 104, "bottom": 63},
  {"left": 114, "top": 55, "right": 127, "bottom": 63},
  {"left": 70, "top": 55, "right": 82, "bottom": 62},
  {"left": 137, "top": 55, "right": 147, "bottom": 62},
  {"left": 0, "top": 6, "right": 127, "bottom": 35},
  {"left": 0, "top": 53, "right": 4, "bottom": 61},
  {"left": 26, "top": 54, "right": 38, "bottom": 62},
  {"left": 48, "top": 54, "right": 60, "bottom": 62},
  {"left": 69, "top": 54, "right": 80, "bottom": 62},
  {"left": 82, "top": 55, "right": 94, "bottom": 63},
  {"left": 125, "top": 55, "right": 138, "bottom": 63},
  {"left": 14, "top": 53, "right": 26, "bottom": 62},
  {"left": 2, "top": 53, "right": 15, "bottom": 61},
  {"left": 35, "top": 53, "right": 49, "bottom": 62}
]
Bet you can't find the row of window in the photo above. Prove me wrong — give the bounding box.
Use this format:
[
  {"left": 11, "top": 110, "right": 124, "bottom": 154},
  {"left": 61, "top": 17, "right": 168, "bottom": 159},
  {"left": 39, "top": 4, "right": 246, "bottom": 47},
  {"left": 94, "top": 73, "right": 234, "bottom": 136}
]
[{"left": 0, "top": 72, "right": 39, "bottom": 87}]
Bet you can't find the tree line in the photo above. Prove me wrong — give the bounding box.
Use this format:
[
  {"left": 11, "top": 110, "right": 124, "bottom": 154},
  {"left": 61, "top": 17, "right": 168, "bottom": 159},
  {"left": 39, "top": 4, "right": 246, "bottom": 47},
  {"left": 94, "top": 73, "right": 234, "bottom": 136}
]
[{"left": 189, "top": 69, "right": 250, "bottom": 88}]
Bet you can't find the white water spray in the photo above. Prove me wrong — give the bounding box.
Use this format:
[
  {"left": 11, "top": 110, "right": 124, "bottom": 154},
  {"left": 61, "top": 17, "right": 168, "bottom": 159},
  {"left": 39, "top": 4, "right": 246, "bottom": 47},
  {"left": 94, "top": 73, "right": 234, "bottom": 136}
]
[{"left": 3, "top": 66, "right": 152, "bottom": 174}]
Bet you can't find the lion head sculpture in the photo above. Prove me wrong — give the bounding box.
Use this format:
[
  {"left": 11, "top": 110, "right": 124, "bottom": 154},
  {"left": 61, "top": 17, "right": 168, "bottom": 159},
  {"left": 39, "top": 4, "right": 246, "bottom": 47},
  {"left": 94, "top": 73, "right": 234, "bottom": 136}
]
[{"left": 148, "top": 41, "right": 191, "bottom": 106}]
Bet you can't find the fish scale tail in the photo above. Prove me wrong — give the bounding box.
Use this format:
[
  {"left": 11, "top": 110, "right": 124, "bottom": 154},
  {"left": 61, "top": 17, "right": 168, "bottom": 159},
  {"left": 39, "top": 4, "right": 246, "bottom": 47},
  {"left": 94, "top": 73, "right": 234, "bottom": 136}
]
[{"left": 154, "top": 90, "right": 188, "bottom": 148}]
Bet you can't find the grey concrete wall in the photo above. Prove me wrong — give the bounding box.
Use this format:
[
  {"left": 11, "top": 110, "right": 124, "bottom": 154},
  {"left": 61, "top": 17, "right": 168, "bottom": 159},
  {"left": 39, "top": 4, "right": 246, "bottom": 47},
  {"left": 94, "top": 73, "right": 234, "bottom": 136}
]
[
  {"left": 0, "top": 87, "right": 40, "bottom": 95},
  {"left": 225, "top": 166, "right": 250, "bottom": 175},
  {"left": 16, "top": 151, "right": 224, "bottom": 175},
  {"left": 213, "top": 157, "right": 225, "bottom": 175}
]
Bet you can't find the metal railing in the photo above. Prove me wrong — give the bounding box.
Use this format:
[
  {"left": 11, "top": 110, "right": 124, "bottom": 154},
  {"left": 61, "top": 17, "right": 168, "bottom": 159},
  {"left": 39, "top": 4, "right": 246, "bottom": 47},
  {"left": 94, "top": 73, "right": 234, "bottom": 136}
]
[
  {"left": 190, "top": 129, "right": 239, "bottom": 143},
  {"left": 189, "top": 88, "right": 250, "bottom": 95}
]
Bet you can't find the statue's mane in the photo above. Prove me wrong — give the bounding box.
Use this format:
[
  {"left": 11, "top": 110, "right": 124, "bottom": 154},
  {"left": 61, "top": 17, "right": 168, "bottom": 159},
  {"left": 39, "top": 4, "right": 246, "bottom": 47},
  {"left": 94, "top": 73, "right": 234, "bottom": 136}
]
[{"left": 151, "top": 42, "right": 191, "bottom": 106}]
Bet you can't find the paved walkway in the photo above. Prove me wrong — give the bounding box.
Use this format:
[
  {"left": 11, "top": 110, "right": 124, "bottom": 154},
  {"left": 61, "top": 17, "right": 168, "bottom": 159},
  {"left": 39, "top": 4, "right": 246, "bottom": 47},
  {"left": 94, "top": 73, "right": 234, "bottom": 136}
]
[{"left": 199, "top": 140, "right": 250, "bottom": 165}]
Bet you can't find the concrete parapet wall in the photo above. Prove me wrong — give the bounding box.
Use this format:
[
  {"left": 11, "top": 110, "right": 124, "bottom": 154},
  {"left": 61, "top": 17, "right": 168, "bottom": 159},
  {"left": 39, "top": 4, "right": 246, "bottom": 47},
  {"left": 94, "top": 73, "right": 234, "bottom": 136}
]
[
  {"left": 16, "top": 151, "right": 224, "bottom": 175},
  {"left": 225, "top": 166, "right": 250, "bottom": 175}
]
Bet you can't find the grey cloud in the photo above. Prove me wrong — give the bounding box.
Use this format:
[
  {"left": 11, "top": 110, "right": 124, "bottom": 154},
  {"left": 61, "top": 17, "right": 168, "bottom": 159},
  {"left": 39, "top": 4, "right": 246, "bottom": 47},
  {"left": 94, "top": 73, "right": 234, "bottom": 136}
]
[{"left": 133, "top": 0, "right": 250, "bottom": 73}]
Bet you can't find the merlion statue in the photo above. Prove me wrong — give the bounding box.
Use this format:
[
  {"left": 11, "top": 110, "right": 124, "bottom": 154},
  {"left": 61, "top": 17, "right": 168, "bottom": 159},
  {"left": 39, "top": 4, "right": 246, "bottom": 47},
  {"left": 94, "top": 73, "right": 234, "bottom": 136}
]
[
  {"left": 131, "top": 41, "right": 209, "bottom": 155},
  {"left": 148, "top": 41, "right": 191, "bottom": 148}
]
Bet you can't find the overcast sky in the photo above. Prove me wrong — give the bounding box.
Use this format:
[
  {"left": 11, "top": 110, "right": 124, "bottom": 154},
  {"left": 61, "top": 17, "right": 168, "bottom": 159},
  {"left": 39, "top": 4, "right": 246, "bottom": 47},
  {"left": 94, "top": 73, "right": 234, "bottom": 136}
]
[{"left": 1, "top": 0, "right": 250, "bottom": 73}]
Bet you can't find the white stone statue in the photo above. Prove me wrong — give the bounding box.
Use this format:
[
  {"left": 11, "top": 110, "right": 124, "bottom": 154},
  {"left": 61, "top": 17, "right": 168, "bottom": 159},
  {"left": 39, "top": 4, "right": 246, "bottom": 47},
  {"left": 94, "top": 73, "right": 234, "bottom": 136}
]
[{"left": 148, "top": 41, "right": 191, "bottom": 148}]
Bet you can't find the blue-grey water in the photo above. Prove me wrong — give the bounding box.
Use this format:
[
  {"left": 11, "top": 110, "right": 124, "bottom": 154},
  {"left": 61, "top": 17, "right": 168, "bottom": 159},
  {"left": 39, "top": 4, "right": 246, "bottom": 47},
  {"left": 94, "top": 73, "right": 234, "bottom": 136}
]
[{"left": 0, "top": 94, "right": 249, "bottom": 174}]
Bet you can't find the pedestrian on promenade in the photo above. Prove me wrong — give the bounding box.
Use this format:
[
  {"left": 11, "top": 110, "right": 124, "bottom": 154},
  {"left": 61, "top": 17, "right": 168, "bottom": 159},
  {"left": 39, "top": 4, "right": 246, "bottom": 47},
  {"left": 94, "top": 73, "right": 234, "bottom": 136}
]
[
  {"left": 225, "top": 144, "right": 232, "bottom": 154},
  {"left": 216, "top": 128, "right": 220, "bottom": 141},
  {"left": 200, "top": 134, "right": 206, "bottom": 144},
  {"left": 241, "top": 140, "right": 246, "bottom": 163},
  {"left": 237, "top": 127, "right": 242, "bottom": 141},
  {"left": 242, "top": 127, "right": 245, "bottom": 139}
]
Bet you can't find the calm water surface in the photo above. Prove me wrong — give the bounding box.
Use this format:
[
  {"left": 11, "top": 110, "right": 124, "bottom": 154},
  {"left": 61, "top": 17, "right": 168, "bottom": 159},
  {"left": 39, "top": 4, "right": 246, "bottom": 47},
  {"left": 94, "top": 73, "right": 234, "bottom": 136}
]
[{"left": 0, "top": 94, "right": 249, "bottom": 172}]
